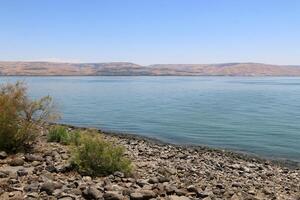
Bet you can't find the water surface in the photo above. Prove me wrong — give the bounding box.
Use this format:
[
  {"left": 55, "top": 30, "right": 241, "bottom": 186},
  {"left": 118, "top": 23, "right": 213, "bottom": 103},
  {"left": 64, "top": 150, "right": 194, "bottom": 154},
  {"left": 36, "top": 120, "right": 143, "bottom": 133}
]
[{"left": 1, "top": 76, "right": 300, "bottom": 162}]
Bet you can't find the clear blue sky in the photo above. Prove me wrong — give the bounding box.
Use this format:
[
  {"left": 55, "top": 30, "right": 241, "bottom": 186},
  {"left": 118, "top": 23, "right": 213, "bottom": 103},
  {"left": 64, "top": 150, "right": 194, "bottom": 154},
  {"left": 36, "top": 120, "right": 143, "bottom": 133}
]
[{"left": 1, "top": 0, "right": 300, "bottom": 65}]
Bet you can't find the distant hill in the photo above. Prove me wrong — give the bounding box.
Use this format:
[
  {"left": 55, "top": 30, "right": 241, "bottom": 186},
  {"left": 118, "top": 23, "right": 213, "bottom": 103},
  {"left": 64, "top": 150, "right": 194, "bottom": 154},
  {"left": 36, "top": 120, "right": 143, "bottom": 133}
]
[{"left": 1, "top": 61, "right": 300, "bottom": 76}]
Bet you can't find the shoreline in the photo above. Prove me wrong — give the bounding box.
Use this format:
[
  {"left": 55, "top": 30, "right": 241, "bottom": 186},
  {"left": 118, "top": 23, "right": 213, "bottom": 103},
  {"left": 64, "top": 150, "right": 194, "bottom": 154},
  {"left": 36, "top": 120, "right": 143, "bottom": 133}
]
[
  {"left": 60, "top": 123, "right": 300, "bottom": 170},
  {"left": 0, "top": 123, "right": 299, "bottom": 199}
]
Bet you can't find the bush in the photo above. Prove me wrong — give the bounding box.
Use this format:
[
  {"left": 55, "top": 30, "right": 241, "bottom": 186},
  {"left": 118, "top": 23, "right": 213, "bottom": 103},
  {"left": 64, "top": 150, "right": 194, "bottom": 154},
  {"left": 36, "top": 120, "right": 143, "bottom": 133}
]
[
  {"left": 71, "top": 133, "right": 132, "bottom": 176},
  {"left": 48, "top": 126, "right": 82, "bottom": 146},
  {"left": 0, "top": 82, "right": 56, "bottom": 152},
  {"left": 68, "top": 130, "right": 81, "bottom": 146},
  {"left": 48, "top": 126, "right": 69, "bottom": 144}
]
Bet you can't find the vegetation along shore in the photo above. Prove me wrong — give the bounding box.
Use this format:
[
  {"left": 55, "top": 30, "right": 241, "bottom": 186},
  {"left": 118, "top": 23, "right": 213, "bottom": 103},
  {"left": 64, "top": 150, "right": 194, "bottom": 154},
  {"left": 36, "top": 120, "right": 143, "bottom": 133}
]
[{"left": 0, "top": 82, "right": 299, "bottom": 200}]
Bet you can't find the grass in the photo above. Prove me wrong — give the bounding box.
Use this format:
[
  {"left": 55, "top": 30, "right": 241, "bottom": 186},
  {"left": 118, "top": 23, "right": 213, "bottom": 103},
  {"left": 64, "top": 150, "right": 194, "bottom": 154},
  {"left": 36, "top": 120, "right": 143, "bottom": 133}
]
[
  {"left": 47, "top": 126, "right": 69, "bottom": 144},
  {"left": 48, "top": 126, "right": 81, "bottom": 145}
]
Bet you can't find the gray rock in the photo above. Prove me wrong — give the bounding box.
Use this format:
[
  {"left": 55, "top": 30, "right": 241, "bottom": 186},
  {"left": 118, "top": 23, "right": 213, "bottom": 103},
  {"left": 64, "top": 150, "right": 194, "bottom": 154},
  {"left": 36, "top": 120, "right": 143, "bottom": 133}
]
[
  {"left": 40, "top": 181, "right": 56, "bottom": 195},
  {"left": 140, "top": 189, "right": 157, "bottom": 199},
  {"left": 17, "top": 168, "right": 28, "bottom": 176},
  {"left": 83, "top": 186, "right": 103, "bottom": 199},
  {"left": 0, "top": 171, "right": 9, "bottom": 178},
  {"left": 113, "top": 171, "right": 124, "bottom": 178},
  {"left": 186, "top": 185, "right": 198, "bottom": 193},
  {"left": 25, "top": 154, "right": 44, "bottom": 162},
  {"left": 26, "top": 192, "right": 39, "bottom": 198},
  {"left": 148, "top": 177, "right": 159, "bottom": 184},
  {"left": 9, "top": 158, "right": 24, "bottom": 166},
  {"left": 130, "top": 192, "right": 144, "bottom": 200},
  {"left": 174, "top": 189, "right": 187, "bottom": 196},
  {"left": 168, "top": 195, "right": 191, "bottom": 200},
  {"left": 103, "top": 191, "right": 124, "bottom": 200},
  {"left": 45, "top": 164, "right": 57, "bottom": 173},
  {"left": 158, "top": 176, "right": 170, "bottom": 183},
  {"left": 165, "top": 185, "right": 177, "bottom": 195},
  {"left": 136, "top": 179, "right": 148, "bottom": 187},
  {"left": 0, "top": 151, "right": 8, "bottom": 159},
  {"left": 24, "top": 182, "right": 39, "bottom": 192},
  {"left": 59, "top": 197, "right": 73, "bottom": 200}
]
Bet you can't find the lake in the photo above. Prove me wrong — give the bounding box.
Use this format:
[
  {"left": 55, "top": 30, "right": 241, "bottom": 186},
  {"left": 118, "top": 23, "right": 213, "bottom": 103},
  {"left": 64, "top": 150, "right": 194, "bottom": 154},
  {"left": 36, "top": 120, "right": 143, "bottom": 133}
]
[{"left": 1, "top": 76, "right": 300, "bottom": 162}]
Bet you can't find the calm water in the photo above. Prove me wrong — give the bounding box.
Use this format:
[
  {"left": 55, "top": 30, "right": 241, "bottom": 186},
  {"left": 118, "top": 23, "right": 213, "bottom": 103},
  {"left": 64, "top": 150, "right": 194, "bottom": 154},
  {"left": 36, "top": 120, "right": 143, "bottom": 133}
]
[{"left": 1, "top": 76, "right": 300, "bottom": 162}]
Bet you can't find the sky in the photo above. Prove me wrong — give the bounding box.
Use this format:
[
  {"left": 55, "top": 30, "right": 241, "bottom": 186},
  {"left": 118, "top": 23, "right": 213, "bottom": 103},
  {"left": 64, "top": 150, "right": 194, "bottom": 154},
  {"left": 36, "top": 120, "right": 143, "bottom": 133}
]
[{"left": 1, "top": 0, "right": 300, "bottom": 65}]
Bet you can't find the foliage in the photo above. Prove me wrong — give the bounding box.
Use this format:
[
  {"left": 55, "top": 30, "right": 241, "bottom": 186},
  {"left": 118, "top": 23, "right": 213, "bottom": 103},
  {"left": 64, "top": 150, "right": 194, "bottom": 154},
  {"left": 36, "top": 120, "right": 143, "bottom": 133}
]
[
  {"left": 48, "top": 126, "right": 69, "bottom": 144},
  {"left": 71, "top": 132, "right": 132, "bottom": 176},
  {"left": 68, "top": 130, "right": 81, "bottom": 146},
  {"left": 0, "top": 82, "right": 56, "bottom": 152},
  {"left": 48, "top": 126, "right": 82, "bottom": 146}
]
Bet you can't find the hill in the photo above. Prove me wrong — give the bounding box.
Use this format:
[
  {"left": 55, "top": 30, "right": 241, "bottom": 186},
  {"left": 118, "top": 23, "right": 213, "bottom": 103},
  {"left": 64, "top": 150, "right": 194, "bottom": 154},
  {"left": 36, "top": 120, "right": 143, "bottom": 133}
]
[{"left": 1, "top": 61, "right": 300, "bottom": 76}]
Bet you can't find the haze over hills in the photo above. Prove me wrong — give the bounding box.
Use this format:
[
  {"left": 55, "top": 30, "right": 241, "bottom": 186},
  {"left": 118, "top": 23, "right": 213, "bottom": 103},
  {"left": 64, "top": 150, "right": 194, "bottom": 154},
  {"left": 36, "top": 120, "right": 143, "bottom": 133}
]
[{"left": 1, "top": 61, "right": 300, "bottom": 76}]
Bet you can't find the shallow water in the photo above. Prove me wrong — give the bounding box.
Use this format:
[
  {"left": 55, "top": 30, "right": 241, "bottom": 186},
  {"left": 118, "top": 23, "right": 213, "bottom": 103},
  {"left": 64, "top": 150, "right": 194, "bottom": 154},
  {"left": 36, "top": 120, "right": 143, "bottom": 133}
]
[{"left": 1, "top": 76, "right": 300, "bottom": 162}]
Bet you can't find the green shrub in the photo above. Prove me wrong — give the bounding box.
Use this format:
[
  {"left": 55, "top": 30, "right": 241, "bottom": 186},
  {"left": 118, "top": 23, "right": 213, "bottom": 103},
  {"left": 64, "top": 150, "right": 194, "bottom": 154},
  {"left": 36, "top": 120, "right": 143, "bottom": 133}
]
[
  {"left": 48, "top": 126, "right": 69, "bottom": 144},
  {"left": 0, "top": 82, "right": 56, "bottom": 152},
  {"left": 68, "top": 130, "right": 81, "bottom": 146},
  {"left": 71, "top": 133, "right": 132, "bottom": 176}
]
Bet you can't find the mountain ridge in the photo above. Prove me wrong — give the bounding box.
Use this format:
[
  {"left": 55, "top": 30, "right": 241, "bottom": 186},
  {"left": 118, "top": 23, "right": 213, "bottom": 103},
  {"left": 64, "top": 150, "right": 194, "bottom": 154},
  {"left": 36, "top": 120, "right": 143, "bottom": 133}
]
[{"left": 1, "top": 61, "right": 300, "bottom": 76}]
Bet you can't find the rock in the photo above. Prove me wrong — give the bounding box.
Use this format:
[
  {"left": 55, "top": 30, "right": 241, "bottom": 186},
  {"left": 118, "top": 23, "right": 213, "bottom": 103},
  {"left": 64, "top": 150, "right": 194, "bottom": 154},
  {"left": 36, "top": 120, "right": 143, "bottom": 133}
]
[
  {"left": 165, "top": 185, "right": 177, "bottom": 195},
  {"left": 59, "top": 197, "right": 73, "bottom": 200},
  {"left": 55, "top": 163, "right": 73, "bottom": 173},
  {"left": 130, "top": 192, "right": 144, "bottom": 200},
  {"left": 0, "top": 171, "right": 9, "bottom": 178},
  {"left": 17, "top": 168, "right": 28, "bottom": 176},
  {"left": 24, "top": 182, "right": 39, "bottom": 192},
  {"left": 168, "top": 195, "right": 191, "bottom": 200},
  {"left": 0, "top": 151, "right": 8, "bottom": 159},
  {"left": 70, "top": 188, "right": 82, "bottom": 196},
  {"left": 186, "top": 185, "right": 198, "bottom": 193},
  {"left": 242, "top": 166, "right": 251, "bottom": 173},
  {"left": 141, "top": 189, "right": 157, "bottom": 199},
  {"left": 148, "top": 177, "right": 159, "bottom": 184},
  {"left": 198, "top": 191, "right": 213, "bottom": 198},
  {"left": 248, "top": 189, "right": 256, "bottom": 195},
  {"left": 82, "top": 176, "right": 92, "bottom": 182},
  {"left": 40, "top": 181, "right": 56, "bottom": 195},
  {"left": 83, "top": 186, "right": 103, "bottom": 199},
  {"left": 103, "top": 191, "right": 124, "bottom": 200},
  {"left": 136, "top": 179, "right": 148, "bottom": 187},
  {"left": 230, "top": 194, "right": 240, "bottom": 200},
  {"left": 216, "top": 183, "right": 224, "bottom": 189},
  {"left": 9, "top": 158, "right": 24, "bottom": 166},
  {"left": 45, "top": 164, "right": 57, "bottom": 173},
  {"left": 129, "top": 190, "right": 156, "bottom": 200},
  {"left": 263, "top": 188, "right": 272, "bottom": 195},
  {"left": 231, "top": 164, "right": 241, "bottom": 170},
  {"left": 232, "top": 182, "right": 242, "bottom": 188},
  {"left": 25, "top": 154, "right": 43, "bottom": 162},
  {"left": 31, "top": 161, "right": 41, "bottom": 167},
  {"left": 158, "top": 176, "right": 170, "bottom": 183},
  {"left": 113, "top": 171, "right": 124, "bottom": 178},
  {"left": 26, "top": 192, "right": 39, "bottom": 198},
  {"left": 175, "top": 189, "right": 187, "bottom": 196}
]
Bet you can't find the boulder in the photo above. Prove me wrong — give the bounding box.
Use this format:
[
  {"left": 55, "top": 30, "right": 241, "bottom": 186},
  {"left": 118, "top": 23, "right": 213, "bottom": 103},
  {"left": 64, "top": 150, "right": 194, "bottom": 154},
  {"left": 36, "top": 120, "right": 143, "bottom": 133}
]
[
  {"left": 9, "top": 158, "right": 24, "bottom": 166},
  {"left": 103, "top": 191, "right": 124, "bottom": 200},
  {"left": 83, "top": 186, "right": 103, "bottom": 200},
  {"left": 0, "top": 151, "right": 8, "bottom": 159},
  {"left": 40, "top": 181, "right": 56, "bottom": 195}
]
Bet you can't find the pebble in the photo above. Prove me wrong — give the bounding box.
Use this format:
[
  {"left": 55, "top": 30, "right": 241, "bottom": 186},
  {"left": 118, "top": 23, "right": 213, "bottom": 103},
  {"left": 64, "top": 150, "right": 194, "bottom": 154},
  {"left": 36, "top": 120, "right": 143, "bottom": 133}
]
[{"left": 0, "top": 125, "right": 299, "bottom": 200}]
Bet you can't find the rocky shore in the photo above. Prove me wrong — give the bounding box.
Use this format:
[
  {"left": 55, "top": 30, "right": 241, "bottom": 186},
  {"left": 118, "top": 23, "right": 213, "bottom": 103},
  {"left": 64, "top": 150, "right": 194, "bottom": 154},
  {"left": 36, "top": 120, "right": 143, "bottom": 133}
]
[{"left": 0, "top": 125, "right": 299, "bottom": 200}]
